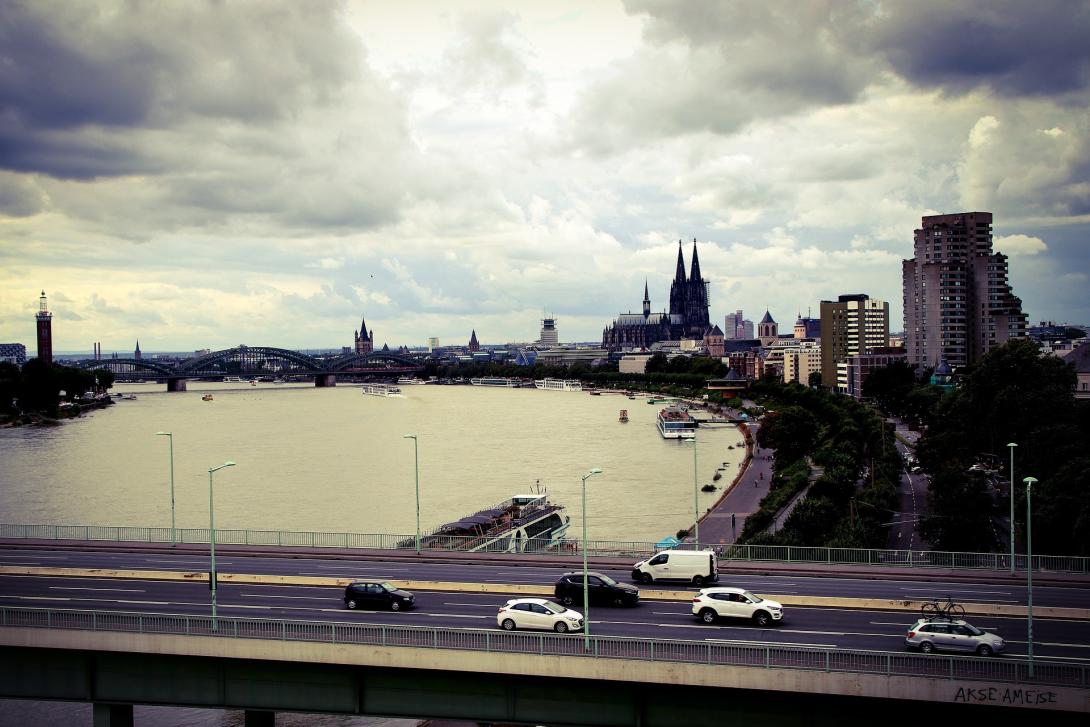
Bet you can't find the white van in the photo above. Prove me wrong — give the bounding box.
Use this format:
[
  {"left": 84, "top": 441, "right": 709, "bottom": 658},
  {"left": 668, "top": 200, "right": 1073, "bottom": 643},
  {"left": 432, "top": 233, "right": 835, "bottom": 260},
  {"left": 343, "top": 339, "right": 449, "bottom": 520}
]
[{"left": 631, "top": 550, "right": 718, "bottom": 586}]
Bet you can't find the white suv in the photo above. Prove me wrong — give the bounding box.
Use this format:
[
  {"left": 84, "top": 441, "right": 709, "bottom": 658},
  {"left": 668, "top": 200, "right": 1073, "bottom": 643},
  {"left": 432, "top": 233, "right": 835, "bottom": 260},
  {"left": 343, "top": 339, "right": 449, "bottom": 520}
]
[{"left": 692, "top": 587, "right": 783, "bottom": 626}]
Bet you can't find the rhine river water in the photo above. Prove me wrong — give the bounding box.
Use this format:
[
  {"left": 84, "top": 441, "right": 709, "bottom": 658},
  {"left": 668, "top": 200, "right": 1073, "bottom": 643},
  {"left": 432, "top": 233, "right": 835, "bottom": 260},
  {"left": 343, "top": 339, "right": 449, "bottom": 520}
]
[{"left": 0, "top": 381, "right": 745, "bottom": 544}]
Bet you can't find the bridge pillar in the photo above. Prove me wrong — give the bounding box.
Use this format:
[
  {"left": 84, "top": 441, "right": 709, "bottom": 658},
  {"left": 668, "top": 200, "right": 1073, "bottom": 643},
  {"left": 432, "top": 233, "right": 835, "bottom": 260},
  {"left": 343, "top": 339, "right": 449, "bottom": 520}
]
[
  {"left": 166, "top": 378, "right": 188, "bottom": 392},
  {"left": 315, "top": 374, "right": 336, "bottom": 387},
  {"left": 244, "top": 710, "right": 276, "bottom": 727},
  {"left": 92, "top": 703, "right": 133, "bottom": 727}
]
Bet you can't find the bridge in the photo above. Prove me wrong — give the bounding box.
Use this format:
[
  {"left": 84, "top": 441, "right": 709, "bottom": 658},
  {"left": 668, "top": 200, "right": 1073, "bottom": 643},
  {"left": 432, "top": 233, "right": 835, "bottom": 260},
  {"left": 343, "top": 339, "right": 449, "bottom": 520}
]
[
  {"left": 1, "top": 529, "right": 1088, "bottom": 724},
  {"left": 74, "top": 346, "right": 424, "bottom": 390}
]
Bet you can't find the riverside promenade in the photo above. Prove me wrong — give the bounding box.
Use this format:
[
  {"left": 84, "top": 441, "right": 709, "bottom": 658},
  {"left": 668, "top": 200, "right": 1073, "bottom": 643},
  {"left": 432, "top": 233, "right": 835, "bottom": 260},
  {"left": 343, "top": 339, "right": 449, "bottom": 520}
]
[{"left": 692, "top": 411, "right": 773, "bottom": 546}]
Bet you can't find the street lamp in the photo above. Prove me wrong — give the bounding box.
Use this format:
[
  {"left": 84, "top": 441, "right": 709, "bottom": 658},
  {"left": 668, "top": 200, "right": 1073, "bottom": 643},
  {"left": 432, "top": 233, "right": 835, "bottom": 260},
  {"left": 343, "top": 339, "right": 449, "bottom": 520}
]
[
  {"left": 403, "top": 434, "right": 421, "bottom": 554},
  {"left": 1007, "top": 442, "right": 1017, "bottom": 575},
  {"left": 156, "top": 432, "right": 176, "bottom": 546},
  {"left": 208, "top": 461, "right": 236, "bottom": 631},
  {"left": 580, "top": 467, "right": 603, "bottom": 652},
  {"left": 1023, "top": 476, "right": 1036, "bottom": 678},
  {"left": 686, "top": 436, "right": 699, "bottom": 546}
]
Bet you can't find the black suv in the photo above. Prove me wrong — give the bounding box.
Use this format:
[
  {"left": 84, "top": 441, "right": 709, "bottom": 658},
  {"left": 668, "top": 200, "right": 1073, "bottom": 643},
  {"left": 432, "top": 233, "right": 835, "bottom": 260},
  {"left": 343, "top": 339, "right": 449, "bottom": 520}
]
[
  {"left": 554, "top": 571, "right": 639, "bottom": 607},
  {"left": 343, "top": 581, "right": 415, "bottom": 611}
]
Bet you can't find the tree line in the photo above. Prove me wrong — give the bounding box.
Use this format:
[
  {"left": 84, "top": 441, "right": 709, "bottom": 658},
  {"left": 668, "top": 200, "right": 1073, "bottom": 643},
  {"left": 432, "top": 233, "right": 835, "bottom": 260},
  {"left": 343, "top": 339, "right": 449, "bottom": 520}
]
[{"left": 0, "top": 360, "right": 115, "bottom": 419}]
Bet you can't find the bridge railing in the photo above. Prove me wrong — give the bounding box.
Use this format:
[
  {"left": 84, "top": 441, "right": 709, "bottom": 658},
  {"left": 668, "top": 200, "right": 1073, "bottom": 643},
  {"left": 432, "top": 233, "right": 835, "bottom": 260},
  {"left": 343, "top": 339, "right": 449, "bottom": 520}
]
[
  {"left": 1, "top": 522, "right": 1087, "bottom": 574},
  {"left": 1, "top": 606, "right": 1085, "bottom": 689}
]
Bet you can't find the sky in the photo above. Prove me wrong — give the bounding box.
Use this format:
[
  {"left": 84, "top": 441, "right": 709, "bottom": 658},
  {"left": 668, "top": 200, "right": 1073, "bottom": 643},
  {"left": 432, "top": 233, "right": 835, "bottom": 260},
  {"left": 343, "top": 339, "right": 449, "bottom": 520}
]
[{"left": 1, "top": 0, "right": 1088, "bottom": 353}]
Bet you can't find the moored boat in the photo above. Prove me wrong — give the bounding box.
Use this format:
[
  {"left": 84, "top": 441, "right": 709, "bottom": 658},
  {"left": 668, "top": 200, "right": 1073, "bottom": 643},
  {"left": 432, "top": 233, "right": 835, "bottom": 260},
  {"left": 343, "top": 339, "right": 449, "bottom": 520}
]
[
  {"left": 407, "top": 493, "right": 570, "bottom": 553},
  {"left": 470, "top": 377, "right": 519, "bottom": 387},
  {"left": 534, "top": 378, "right": 582, "bottom": 392},
  {"left": 657, "top": 405, "right": 697, "bottom": 439},
  {"left": 619, "top": 409, "right": 629, "bottom": 422},
  {"left": 361, "top": 383, "right": 403, "bottom": 397}
]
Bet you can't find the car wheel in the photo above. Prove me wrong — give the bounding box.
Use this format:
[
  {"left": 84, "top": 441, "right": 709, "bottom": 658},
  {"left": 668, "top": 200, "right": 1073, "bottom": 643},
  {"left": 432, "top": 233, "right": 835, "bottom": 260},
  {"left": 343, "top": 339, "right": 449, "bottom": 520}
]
[
  {"left": 501, "top": 618, "right": 516, "bottom": 631},
  {"left": 560, "top": 595, "right": 574, "bottom": 606},
  {"left": 639, "top": 573, "right": 653, "bottom": 585},
  {"left": 346, "top": 599, "right": 358, "bottom": 610},
  {"left": 390, "top": 601, "right": 401, "bottom": 611},
  {"left": 700, "top": 608, "right": 717, "bottom": 624},
  {"left": 753, "top": 611, "right": 772, "bottom": 627},
  {"left": 976, "top": 644, "right": 993, "bottom": 657},
  {"left": 692, "top": 575, "right": 704, "bottom": 587},
  {"left": 554, "top": 621, "right": 569, "bottom": 633},
  {"left": 920, "top": 641, "right": 935, "bottom": 654}
]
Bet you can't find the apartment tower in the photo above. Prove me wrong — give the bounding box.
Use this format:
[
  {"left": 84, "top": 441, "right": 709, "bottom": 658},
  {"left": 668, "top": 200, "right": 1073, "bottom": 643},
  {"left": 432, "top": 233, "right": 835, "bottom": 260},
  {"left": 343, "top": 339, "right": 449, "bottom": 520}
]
[
  {"left": 819, "top": 294, "right": 889, "bottom": 391},
  {"left": 902, "top": 212, "right": 1026, "bottom": 370}
]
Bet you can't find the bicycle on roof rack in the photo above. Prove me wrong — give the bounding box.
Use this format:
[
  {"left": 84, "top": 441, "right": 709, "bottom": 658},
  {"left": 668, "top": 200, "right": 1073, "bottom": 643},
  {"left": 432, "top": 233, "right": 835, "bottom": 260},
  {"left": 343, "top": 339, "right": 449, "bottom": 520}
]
[{"left": 921, "top": 594, "right": 965, "bottom": 620}]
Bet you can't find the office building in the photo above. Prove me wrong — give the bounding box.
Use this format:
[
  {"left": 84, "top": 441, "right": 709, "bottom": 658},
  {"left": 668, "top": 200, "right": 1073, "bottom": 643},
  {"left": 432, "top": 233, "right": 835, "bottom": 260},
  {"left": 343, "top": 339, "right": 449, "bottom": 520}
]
[
  {"left": 820, "top": 294, "right": 890, "bottom": 391},
  {"left": 902, "top": 212, "right": 1026, "bottom": 370},
  {"left": 0, "top": 343, "right": 27, "bottom": 367},
  {"left": 539, "top": 316, "right": 558, "bottom": 347}
]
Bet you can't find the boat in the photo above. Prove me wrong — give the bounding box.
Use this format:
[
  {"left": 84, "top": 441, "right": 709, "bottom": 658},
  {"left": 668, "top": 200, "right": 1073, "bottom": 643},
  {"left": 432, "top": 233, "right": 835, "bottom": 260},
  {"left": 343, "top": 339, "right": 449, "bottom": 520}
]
[
  {"left": 658, "top": 405, "right": 698, "bottom": 439},
  {"left": 534, "top": 378, "right": 583, "bottom": 392},
  {"left": 361, "top": 383, "right": 403, "bottom": 397},
  {"left": 397, "top": 376, "right": 425, "bottom": 385},
  {"left": 202, "top": 394, "right": 214, "bottom": 401},
  {"left": 712, "top": 471, "right": 722, "bottom": 481},
  {"left": 470, "top": 377, "right": 519, "bottom": 387},
  {"left": 222, "top": 376, "right": 244, "bottom": 383},
  {"left": 619, "top": 409, "right": 629, "bottom": 423},
  {"left": 250, "top": 380, "right": 257, "bottom": 386},
  {"left": 408, "top": 492, "right": 571, "bottom": 553}
]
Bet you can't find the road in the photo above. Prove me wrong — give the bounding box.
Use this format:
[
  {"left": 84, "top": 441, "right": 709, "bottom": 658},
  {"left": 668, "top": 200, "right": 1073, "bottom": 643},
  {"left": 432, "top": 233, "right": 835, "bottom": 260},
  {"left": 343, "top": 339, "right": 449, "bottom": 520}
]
[
  {"left": 887, "top": 419, "right": 929, "bottom": 551},
  {"left": 2, "top": 545, "right": 1088, "bottom": 663}
]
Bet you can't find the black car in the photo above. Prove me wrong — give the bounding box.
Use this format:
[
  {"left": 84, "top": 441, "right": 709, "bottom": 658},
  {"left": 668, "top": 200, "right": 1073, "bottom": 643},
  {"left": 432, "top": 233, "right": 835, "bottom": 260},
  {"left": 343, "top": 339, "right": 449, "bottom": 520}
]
[
  {"left": 343, "top": 581, "right": 415, "bottom": 611},
  {"left": 554, "top": 571, "right": 639, "bottom": 607}
]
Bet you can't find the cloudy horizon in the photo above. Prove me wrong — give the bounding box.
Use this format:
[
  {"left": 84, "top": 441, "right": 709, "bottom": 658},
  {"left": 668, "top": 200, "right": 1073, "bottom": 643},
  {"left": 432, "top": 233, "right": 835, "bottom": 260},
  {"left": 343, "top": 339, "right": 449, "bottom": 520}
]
[{"left": 2, "top": 0, "right": 1088, "bottom": 353}]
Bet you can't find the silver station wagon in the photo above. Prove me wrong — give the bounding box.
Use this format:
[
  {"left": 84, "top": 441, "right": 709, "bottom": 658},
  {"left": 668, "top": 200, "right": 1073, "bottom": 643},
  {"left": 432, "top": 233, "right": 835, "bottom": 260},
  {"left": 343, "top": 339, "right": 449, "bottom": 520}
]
[{"left": 905, "top": 618, "right": 1005, "bottom": 656}]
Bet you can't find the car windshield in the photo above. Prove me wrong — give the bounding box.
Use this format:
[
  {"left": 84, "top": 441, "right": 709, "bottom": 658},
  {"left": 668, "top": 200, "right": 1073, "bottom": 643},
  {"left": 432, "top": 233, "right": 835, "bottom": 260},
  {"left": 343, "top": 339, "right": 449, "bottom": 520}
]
[
  {"left": 380, "top": 582, "right": 397, "bottom": 592},
  {"left": 541, "top": 601, "right": 566, "bottom": 614},
  {"left": 742, "top": 590, "right": 762, "bottom": 603}
]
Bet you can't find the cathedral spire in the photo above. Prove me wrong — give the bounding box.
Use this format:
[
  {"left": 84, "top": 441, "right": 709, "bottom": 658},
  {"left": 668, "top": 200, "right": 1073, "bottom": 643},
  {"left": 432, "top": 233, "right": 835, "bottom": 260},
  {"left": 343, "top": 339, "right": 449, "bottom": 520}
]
[
  {"left": 642, "top": 278, "right": 650, "bottom": 317},
  {"left": 674, "top": 239, "right": 687, "bottom": 283},
  {"left": 689, "top": 238, "right": 702, "bottom": 281}
]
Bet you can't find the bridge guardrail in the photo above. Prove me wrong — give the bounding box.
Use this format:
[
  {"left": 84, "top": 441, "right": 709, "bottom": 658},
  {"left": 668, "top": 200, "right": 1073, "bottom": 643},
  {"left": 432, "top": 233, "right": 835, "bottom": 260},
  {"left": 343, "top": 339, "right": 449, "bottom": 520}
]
[
  {"left": 1, "top": 606, "right": 1085, "bottom": 689},
  {"left": 1, "top": 523, "right": 1087, "bottom": 574}
]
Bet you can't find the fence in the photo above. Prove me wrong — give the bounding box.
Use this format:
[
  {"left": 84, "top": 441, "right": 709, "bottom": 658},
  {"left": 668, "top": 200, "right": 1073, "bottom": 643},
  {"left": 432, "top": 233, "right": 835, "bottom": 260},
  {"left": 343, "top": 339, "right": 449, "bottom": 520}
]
[
  {"left": 1, "top": 606, "right": 1085, "bottom": 690},
  {"left": 1, "top": 523, "right": 1087, "bottom": 574}
]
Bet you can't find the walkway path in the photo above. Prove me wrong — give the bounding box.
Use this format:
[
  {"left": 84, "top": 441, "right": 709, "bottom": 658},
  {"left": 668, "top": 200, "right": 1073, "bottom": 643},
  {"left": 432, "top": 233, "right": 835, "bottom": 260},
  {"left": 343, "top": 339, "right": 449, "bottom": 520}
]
[{"left": 692, "top": 421, "right": 773, "bottom": 546}]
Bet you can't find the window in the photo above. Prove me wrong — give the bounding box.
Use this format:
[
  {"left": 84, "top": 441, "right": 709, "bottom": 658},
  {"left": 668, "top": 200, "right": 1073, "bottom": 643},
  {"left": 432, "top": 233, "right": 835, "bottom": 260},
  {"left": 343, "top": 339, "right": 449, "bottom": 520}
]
[{"left": 649, "top": 554, "right": 668, "bottom": 565}]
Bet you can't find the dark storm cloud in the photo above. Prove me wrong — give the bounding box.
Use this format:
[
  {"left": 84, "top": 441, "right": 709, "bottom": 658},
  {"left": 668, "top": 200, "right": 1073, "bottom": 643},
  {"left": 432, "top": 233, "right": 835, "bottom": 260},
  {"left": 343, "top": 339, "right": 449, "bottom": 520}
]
[{"left": 864, "top": 1, "right": 1090, "bottom": 98}]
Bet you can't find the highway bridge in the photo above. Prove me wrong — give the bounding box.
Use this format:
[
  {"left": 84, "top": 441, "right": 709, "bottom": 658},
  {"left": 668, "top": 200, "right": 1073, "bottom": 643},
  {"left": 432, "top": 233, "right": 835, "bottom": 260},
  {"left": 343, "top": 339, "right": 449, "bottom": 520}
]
[
  {"left": 2, "top": 538, "right": 1088, "bottom": 724},
  {"left": 72, "top": 345, "right": 424, "bottom": 390}
]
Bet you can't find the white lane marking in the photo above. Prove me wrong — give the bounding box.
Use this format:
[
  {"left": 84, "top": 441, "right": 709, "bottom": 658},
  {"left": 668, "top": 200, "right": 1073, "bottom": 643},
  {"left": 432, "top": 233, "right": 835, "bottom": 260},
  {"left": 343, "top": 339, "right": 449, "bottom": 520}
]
[
  {"left": 145, "top": 559, "right": 222, "bottom": 565},
  {"left": 116, "top": 600, "right": 169, "bottom": 605},
  {"left": 422, "top": 613, "right": 487, "bottom": 620},
  {"left": 50, "top": 587, "right": 145, "bottom": 593},
  {"left": 238, "top": 593, "right": 328, "bottom": 600},
  {"left": 0, "top": 555, "right": 70, "bottom": 559},
  {"left": 444, "top": 602, "right": 507, "bottom": 608},
  {"left": 705, "top": 638, "right": 837, "bottom": 648},
  {"left": 308, "top": 565, "right": 410, "bottom": 572},
  {"left": 17, "top": 596, "right": 70, "bottom": 601},
  {"left": 899, "top": 588, "right": 1013, "bottom": 595}
]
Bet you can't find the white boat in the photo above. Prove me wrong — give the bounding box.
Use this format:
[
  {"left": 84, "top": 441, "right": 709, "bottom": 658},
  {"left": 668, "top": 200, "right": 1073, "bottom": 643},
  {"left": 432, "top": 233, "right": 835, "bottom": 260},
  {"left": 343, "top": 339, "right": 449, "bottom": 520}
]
[
  {"left": 534, "top": 378, "right": 583, "bottom": 391},
  {"left": 658, "top": 406, "right": 697, "bottom": 439},
  {"left": 361, "top": 383, "right": 403, "bottom": 397},
  {"left": 470, "top": 377, "right": 519, "bottom": 387},
  {"left": 411, "top": 493, "right": 570, "bottom": 553},
  {"left": 222, "top": 376, "right": 244, "bottom": 383},
  {"left": 397, "top": 376, "right": 425, "bottom": 385}
]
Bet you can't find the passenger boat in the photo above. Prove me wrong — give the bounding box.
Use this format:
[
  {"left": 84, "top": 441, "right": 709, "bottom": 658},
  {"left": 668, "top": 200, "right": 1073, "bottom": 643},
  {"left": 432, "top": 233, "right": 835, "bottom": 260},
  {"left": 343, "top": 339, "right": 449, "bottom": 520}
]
[
  {"left": 407, "top": 493, "right": 571, "bottom": 553},
  {"left": 397, "top": 376, "right": 425, "bottom": 385},
  {"left": 619, "top": 409, "right": 629, "bottom": 422},
  {"left": 534, "top": 378, "right": 583, "bottom": 391},
  {"left": 470, "top": 377, "right": 519, "bottom": 387},
  {"left": 361, "top": 383, "right": 403, "bottom": 397},
  {"left": 222, "top": 376, "right": 244, "bottom": 383},
  {"left": 658, "top": 405, "right": 698, "bottom": 439}
]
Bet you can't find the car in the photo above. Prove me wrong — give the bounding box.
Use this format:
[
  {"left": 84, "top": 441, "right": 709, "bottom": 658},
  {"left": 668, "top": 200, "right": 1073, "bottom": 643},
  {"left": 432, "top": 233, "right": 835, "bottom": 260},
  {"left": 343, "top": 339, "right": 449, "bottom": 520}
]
[
  {"left": 343, "top": 581, "right": 415, "bottom": 611},
  {"left": 554, "top": 571, "right": 639, "bottom": 607},
  {"left": 905, "top": 618, "right": 1005, "bottom": 656},
  {"left": 496, "top": 598, "right": 584, "bottom": 633},
  {"left": 691, "top": 587, "right": 783, "bottom": 626}
]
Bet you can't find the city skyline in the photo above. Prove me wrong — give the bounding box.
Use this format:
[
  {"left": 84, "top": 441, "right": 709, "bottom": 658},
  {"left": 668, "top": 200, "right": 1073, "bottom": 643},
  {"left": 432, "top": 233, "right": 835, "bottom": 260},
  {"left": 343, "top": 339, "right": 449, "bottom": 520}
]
[{"left": 2, "top": 1, "right": 1088, "bottom": 351}]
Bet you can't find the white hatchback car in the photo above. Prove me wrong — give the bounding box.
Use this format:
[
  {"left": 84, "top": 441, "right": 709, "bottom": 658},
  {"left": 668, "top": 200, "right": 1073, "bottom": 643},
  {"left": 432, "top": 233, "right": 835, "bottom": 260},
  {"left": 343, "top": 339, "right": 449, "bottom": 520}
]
[
  {"left": 497, "top": 598, "right": 584, "bottom": 633},
  {"left": 691, "top": 587, "right": 784, "bottom": 626}
]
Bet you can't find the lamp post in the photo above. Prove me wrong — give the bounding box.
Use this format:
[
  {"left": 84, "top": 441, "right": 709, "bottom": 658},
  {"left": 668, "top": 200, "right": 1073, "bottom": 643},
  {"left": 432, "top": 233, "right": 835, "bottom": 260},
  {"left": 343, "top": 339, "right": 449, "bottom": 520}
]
[
  {"left": 686, "top": 435, "right": 699, "bottom": 546},
  {"left": 1023, "top": 476, "right": 1036, "bottom": 678},
  {"left": 403, "top": 434, "right": 421, "bottom": 554},
  {"left": 1007, "top": 442, "right": 1017, "bottom": 575},
  {"left": 208, "top": 461, "right": 236, "bottom": 631},
  {"left": 580, "top": 467, "right": 603, "bottom": 652},
  {"left": 155, "top": 432, "right": 176, "bottom": 546}
]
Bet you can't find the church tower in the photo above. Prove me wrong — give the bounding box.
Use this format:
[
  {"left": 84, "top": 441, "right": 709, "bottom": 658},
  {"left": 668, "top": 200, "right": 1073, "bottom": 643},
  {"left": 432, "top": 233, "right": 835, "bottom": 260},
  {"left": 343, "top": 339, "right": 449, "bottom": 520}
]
[
  {"left": 354, "top": 312, "right": 374, "bottom": 355},
  {"left": 642, "top": 279, "right": 651, "bottom": 318},
  {"left": 758, "top": 310, "right": 778, "bottom": 346},
  {"left": 36, "top": 290, "right": 53, "bottom": 365},
  {"left": 468, "top": 330, "right": 480, "bottom": 352},
  {"left": 669, "top": 240, "right": 687, "bottom": 317},
  {"left": 134, "top": 340, "right": 142, "bottom": 360},
  {"left": 685, "top": 238, "right": 710, "bottom": 335}
]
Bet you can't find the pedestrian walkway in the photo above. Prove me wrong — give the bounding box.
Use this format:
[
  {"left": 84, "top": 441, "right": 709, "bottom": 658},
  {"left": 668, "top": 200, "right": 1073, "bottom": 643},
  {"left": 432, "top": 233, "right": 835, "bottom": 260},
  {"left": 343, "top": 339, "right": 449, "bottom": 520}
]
[{"left": 693, "top": 422, "right": 773, "bottom": 546}]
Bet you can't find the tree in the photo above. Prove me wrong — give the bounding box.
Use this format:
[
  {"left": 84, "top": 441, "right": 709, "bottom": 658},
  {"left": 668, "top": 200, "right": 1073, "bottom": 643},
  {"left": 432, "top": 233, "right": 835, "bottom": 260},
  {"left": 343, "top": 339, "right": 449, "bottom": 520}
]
[
  {"left": 756, "top": 405, "right": 819, "bottom": 464},
  {"left": 807, "top": 370, "right": 823, "bottom": 388},
  {"left": 862, "top": 361, "right": 915, "bottom": 417}
]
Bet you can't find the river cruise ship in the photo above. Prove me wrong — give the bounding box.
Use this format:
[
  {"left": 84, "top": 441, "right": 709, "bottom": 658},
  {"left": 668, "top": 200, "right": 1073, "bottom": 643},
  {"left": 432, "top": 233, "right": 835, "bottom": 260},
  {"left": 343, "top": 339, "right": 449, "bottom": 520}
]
[
  {"left": 407, "top": 494, "right": 570, "bottom": 553},
  {"left": 658, "top": 405, "right": 698, "bottom": 439},
  {"left": 361, "top": 383, "right": 403, "bottom": 397},
  {"left": 534, "top": 378, "right": 583, "bottom": 391},
  {"left": 470, "top": 377, "right": 520, "bottom": 387}
]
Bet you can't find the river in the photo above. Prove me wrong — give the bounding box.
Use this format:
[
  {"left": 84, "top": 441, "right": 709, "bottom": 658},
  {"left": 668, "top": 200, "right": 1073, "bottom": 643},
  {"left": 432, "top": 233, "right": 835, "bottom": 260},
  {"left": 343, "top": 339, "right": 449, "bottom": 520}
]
[{"left": 0, "top": 381, "right": 744, "bottom": 544}]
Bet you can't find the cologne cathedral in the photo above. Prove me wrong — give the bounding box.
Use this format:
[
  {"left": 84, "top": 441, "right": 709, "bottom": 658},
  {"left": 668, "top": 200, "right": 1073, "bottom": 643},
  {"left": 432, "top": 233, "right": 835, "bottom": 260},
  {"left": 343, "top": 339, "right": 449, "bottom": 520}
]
[{"left": 601, "top": 239, "right": 711, "bottom": 351}]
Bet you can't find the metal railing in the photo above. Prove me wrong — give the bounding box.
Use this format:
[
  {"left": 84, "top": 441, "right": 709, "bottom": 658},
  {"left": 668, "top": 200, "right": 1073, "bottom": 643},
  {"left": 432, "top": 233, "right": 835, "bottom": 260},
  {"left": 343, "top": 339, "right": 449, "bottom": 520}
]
[
  {"left": 1, "top": 522, "right": 1087, "bottom": 574},
  {"left": 1, "top": 606, "right": 1085, "bottom": 690}
]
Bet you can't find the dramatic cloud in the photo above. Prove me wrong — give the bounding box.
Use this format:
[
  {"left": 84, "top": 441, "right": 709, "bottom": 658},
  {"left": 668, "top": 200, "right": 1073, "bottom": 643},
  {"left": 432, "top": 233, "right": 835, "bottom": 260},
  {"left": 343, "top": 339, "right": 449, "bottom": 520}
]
[{"left": 995, "top": 234, "right": 1047, "bottom": 257}]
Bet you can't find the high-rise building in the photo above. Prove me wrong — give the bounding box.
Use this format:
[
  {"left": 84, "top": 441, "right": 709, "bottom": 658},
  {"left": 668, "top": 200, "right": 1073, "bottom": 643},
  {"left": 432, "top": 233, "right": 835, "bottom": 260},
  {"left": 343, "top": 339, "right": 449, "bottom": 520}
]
[
  {"left": 35, "top": 290, "right": 53, "bottom": 365},
  {"left": 902, "top": 212, "right": 1026, "bottom": 370},
  {"left": 724, "top": 310, "right": 744, "bottom": 340},
  {"left": 539, "top": 315, "right": 558, "bottom": 347},
  {"left": 427, "top": 337, "right": 440, "bottom": 352},
  {"left": 0, "top": 343, "right": 27, "bottom": 367},
  {"left": 820, "top": 294, "right": 890, "bottom": 391},
  {"left": 741, "top": 319, "right": 754, "bottom": 339}
]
